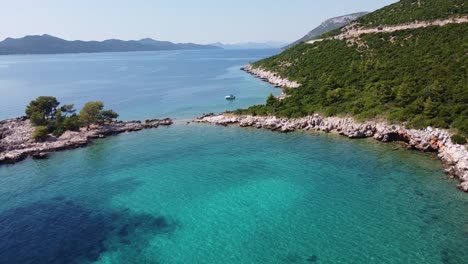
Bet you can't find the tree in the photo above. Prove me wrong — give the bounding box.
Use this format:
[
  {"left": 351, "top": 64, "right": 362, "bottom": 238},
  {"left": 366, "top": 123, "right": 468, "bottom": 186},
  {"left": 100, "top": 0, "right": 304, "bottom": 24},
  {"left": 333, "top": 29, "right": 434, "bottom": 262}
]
[
  {"left": 60, "top": 104, "right": 76, "bottom": 117},
  {"left": 266, "top": 93, "right": 278, "bottom": 107},
  {"left": 423, "top": 97, "right": 437, "bottom": 118},
  {"left": 25, "top": 96, "right": 60, "bottom": 125},
  {"left": 326, "top": 88, "right": 344, "bottom": 104},
  {"left": 54, "top": 114, "right": 80, "bottom": 136},
  {"left": 101, "top": 110, "right": 119, "bottom": 122},
  {"left": 396, "top": 83, "right": 414, "bottom": 106},
  {"left": 79, "top": 101, "right": 104, "bottom": 129},
  {"left": 54, "top": 109, "right": 65, "bottom": 125},
  {"left": 61, "top": 115, "right": 80, "bottom": 131},
  {"left": 30, "top": 111, "right": 47, "bottom": 126}
]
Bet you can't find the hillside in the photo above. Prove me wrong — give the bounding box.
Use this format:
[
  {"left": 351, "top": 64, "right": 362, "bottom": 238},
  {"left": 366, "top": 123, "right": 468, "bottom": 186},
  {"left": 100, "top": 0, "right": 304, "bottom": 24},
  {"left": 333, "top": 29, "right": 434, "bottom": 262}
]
[
  {"left": 0, "top": 35, "right": 220, "bottom": 55},
  {"left": 236, "top": 1, "right": 468, "bottom": 137},
  {"left": 355, "top": 0, "right": 466, "bottom": 28},
  {"left": 284, "top": 12, "right": 368, "bottom": 49}
]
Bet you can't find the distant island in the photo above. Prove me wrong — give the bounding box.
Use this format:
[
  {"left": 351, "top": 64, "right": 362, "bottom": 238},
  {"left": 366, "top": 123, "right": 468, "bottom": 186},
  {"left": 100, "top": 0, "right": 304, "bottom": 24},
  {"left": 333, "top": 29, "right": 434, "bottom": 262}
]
[{"left": 0, "top": 34, "right": 221, "bottom": 55}]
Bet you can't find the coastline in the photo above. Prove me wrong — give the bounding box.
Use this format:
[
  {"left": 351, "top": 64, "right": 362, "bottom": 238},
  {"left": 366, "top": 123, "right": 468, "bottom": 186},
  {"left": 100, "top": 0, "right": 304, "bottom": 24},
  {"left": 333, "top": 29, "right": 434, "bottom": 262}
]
[
  {"left": 193, "top": 113, "right": 468, "bottom": 192},
  {"left": 233, "top": 64, "right": 468, "bottom": 192},
  {"left": 0, "top": 117, "right": 173, "bottom": 164},
  {"left": 241, "top": 65, "right": 300, "bottom": 100}
]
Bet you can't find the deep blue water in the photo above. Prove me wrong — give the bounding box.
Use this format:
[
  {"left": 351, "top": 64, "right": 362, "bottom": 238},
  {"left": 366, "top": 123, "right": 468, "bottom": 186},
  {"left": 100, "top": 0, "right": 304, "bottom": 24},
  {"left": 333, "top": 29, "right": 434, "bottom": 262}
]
[
  {"left": 0, "top": 49, "right": 280, "bottom": 121},
  {"left": 0, "top": 50, "right": 467, "bottom": 264}
]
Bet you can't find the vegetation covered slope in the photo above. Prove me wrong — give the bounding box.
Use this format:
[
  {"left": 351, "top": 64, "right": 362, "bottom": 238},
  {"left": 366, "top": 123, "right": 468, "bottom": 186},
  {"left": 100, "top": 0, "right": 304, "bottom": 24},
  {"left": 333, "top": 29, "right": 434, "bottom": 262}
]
[
  {"left": 356, "top": 0, "right": 466, "bottom": 27},
  {"left": 236, "top": 23, "right": 468, "bottom": 136}
]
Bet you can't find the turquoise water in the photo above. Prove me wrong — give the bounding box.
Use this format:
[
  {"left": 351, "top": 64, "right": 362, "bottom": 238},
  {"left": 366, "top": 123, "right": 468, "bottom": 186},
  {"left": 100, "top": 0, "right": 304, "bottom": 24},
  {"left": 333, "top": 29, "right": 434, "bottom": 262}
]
[{"left": 0, "top": 50, "right": 467, "bottom": 264}]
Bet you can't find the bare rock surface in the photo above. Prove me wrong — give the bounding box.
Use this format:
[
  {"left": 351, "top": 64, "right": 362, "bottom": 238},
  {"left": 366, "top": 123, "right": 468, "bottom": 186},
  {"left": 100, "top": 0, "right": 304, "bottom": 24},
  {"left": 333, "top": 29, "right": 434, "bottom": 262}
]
[
  {"left": 194, "top": 113, "right": 468, "bottom": 192},
  {"left": 0, "top": 117, "right": 173, "bottom": 164}
]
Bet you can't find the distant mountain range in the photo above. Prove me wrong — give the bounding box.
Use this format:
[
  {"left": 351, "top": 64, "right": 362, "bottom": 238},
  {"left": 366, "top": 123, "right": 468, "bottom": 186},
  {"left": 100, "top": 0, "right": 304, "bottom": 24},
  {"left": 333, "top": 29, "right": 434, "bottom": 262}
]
[
  {"left": 0, "top": 34, "right": 221, "bottom": 55},
  {"left": 283, "top": 12, "right": 369, "bottom": 49},
  {"left": 210, "top": 42, "right": 287, "bottom": 50}
]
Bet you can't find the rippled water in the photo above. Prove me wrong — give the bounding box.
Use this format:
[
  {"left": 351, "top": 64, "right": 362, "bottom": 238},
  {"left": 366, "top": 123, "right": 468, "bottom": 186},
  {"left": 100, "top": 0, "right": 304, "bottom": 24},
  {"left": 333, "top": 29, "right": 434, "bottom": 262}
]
[
  {"left": 0, "top": 49, "right": 279, "bottom": 120},
  {"left": 0, "top": 50, "right": 467, "bottom": 264}
]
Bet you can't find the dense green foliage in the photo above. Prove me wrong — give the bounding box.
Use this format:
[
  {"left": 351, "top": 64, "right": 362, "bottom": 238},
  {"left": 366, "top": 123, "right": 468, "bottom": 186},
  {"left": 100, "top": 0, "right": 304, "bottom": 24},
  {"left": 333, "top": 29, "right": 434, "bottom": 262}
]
[
  {"left": 79, "top": 101, "right": 105, "bottom": 128},
  {"left": 357, "top": 0, "right": 467, "bottom": 27},
  {"left": 26, "top": 96, "right": 118, "bottom": 139},
  {"left": 237, "top": 23, "right": 468, "bottom": 136},
  {"left": 451, "top": 134, "right": 467, "bottom": 144},
  {"left": 78, "top": 101, "right": 119, "bottom": 128},
  {"left": 101, "top": 109, "right": 119, "bottom": 122},
  {"left": 32, "top": 126, "right": 50, "bottom": 141},
  {"left": 25, "top": 96, "right": 60, "bottom": 126}
]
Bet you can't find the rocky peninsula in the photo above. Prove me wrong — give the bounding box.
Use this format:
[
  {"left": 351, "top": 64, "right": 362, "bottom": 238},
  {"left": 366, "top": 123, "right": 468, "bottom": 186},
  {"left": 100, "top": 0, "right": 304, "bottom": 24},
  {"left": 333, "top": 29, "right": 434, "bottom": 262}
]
[
  {"left": 241, "top": 65, "right": 301, "bottom": 89},
  {"left": 0, "top": 117, "right": 173, "bottom": 164},
  {"left": 241, "top": 65, "right": 300, "bottom": 100},
  {"left": 194, "top": 113, "right": 468, "bottom": 192}
]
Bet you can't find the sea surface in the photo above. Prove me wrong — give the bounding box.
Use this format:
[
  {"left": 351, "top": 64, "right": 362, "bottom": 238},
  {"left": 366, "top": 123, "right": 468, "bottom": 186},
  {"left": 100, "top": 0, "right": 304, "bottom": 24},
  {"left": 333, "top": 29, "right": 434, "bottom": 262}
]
[{"left": 0, "top": 50, "right": 467, "bottom": 264}]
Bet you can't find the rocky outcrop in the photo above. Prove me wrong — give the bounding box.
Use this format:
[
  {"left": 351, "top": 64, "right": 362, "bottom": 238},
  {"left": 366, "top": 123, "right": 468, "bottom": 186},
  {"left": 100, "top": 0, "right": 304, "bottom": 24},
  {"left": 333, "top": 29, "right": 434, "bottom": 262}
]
[
  {"left": 0, "top": 117, "right": 173, "bottom": 164},
  {"left": 241, "top": 64, "right": 301, "bottom": 100},
  {"left": 194, "top": 113, "right": 468, "bottom": 192},
  {"left": 241, "top": 65, "right": 301, "bottom": 88},
  {"left": 242, "top": 64, "right": 300, "bottom": 86}
]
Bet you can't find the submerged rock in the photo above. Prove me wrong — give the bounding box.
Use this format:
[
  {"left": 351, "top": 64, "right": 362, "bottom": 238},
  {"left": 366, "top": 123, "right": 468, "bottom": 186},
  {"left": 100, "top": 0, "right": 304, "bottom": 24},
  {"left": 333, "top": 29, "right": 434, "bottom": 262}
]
[
  {"left": 307, "top": 255, "right": 318, "bottom": 262},
  {"left": 458, "top": 182, "right": 468, "bottom": 192},
  {"left": 32, "top": 152, "right": 49, "bottom": 160}
]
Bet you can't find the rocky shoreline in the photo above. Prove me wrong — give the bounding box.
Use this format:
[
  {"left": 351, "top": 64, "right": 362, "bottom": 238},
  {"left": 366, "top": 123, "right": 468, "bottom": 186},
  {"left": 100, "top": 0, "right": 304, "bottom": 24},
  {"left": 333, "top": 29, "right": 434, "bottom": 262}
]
[
  {"left": 0, "top": 117, "right": 173, "bottom": 164},
  {"left": 194, "top": 113, "right": 468, "bottom": 192},
  {"left": 241, "top": 65, "right": 300, "bottom": 100}
]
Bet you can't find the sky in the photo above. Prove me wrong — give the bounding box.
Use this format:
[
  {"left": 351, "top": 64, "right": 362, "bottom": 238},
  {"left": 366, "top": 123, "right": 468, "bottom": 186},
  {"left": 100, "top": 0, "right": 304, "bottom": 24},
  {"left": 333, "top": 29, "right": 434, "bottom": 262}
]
[{"left": 0, "top": 0, "right": 398, "bottom": 44}]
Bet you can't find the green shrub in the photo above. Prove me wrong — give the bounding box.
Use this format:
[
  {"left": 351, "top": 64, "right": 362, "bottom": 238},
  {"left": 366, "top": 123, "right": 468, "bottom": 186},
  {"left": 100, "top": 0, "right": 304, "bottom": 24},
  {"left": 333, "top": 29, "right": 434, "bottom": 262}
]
[
  {"left": 451, "top": 134, "right": 467, "bottom": 145},
  {"left": 429, "top": 117, "right": 449, "bottom": 129},
  {"left": 33, "top": 126, "right": 50, "bottom": 141}
]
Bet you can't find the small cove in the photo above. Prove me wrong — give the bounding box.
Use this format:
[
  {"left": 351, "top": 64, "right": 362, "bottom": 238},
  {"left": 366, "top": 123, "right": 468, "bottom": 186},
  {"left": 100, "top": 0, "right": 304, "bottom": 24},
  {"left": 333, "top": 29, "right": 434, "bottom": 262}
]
[{"left": 0, "top": 50, "right": 467, "bottom": 263}]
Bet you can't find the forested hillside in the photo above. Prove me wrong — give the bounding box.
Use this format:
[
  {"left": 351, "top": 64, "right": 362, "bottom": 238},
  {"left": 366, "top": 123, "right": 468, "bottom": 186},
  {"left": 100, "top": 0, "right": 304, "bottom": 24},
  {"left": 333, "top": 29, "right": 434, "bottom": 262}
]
[
  {"left": 357, "top": 0, "right": 466, "bottom": 27},
  {"left": 236, "top": 22, "right": 468, "bottom": 136}
]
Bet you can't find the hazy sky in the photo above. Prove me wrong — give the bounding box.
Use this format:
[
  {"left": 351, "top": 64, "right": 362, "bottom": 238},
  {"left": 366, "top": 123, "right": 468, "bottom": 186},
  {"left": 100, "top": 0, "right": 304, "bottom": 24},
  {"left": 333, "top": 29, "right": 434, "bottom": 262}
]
[{"left": 0, "top": 0, "right": 398, "bottom": 43}]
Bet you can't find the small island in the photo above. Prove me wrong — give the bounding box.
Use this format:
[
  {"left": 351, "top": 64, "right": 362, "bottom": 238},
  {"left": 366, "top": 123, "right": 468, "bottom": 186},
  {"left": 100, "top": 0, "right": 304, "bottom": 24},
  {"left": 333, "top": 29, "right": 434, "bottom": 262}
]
[{"left": 0, "top": 96, "right": 173, "bottom": 164}]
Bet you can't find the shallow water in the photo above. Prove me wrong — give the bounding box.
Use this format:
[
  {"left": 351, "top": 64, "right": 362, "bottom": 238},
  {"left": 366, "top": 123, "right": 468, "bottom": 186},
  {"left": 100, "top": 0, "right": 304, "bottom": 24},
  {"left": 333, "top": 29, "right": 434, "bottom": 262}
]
[{"left": 0, "top": 50, "right": 467, "bottom": 264}]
